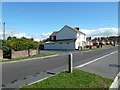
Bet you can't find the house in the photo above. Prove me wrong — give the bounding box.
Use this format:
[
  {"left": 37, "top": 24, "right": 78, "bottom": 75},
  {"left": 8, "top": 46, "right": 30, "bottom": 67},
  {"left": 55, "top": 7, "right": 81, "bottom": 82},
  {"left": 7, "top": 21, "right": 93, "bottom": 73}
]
[
  {"left": 86, "top": 37, "right": 93, "bottom": 48},
  {"left": 44, "top": 25, "right": 86, "bottom": 50}
]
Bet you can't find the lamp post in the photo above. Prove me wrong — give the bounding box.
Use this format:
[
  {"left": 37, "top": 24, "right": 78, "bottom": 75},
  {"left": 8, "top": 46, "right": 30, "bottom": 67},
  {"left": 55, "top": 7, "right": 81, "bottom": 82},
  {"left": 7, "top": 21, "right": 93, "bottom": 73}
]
[{"left": 3, "top": 22, "right": 5, "bottom": 40}]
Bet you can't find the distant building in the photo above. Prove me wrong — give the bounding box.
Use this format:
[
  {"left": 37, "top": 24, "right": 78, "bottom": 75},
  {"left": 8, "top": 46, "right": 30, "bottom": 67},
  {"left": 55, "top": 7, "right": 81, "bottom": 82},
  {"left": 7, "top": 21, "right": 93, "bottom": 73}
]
[
  {"left": 44, "top": 25, "right": 86, "bottom": 50},
  {"left": 86, "top": 37, "right": 93, "bottom": 48}
]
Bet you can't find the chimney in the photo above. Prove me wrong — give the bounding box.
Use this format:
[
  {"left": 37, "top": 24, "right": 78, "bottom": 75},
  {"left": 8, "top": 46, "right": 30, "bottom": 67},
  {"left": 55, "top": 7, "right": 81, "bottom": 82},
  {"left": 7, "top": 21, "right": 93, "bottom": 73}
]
[{"left": 75, "top": 27, "right": 79, "bottom": 30}]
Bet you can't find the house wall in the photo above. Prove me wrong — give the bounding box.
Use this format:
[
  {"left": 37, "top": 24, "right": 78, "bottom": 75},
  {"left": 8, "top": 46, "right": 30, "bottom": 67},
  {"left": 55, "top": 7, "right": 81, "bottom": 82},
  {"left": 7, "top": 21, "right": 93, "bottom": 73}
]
[
  {"left": 0, "top": 49, "right": 3, "bottom": 61},
  {"left": 75, "top": 33, "right": 86, "bottom": 49},
  {"left": 44, "top": 42, "right": 75, "bottom": 50},
  {"left": 56, "top": 26, "right": 77, "bottom": 40}
]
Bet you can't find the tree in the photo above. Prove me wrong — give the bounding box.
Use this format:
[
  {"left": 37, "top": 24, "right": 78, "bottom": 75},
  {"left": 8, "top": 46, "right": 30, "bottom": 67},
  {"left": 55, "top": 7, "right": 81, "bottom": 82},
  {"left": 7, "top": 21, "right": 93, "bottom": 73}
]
[
  {"left": 7, "top": 36, "right": 12, "bottom": 40},
  {"left": 31, "top": 37, "right": 34, "bottom": 41},
  {"left": 0, "top": 39, "right": 2, "bottom": 49}
]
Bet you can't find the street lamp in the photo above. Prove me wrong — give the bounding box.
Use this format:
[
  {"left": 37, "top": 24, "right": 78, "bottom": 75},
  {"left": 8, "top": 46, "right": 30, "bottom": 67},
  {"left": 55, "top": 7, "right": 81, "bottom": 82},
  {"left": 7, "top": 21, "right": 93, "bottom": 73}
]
[{"left": 3, "top": 22, "right": 5, "bottom": 40}]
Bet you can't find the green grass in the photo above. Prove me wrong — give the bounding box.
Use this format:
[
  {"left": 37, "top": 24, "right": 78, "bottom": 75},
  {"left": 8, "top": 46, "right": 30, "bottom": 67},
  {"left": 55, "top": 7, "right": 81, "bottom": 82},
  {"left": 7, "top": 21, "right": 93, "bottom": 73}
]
[
  {"left": 1, "top": 54, "right": 57, "bottom": 62},
  {"left": 21, "top": 69, "right": 113, "bottom": 89}
]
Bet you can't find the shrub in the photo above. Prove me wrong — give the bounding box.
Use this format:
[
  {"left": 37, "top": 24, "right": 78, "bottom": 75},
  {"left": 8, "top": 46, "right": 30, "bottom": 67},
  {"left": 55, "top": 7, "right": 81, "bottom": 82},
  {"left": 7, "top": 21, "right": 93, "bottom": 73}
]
[{"left": 6, "top": 37, "right": 39, "bottom": 51}]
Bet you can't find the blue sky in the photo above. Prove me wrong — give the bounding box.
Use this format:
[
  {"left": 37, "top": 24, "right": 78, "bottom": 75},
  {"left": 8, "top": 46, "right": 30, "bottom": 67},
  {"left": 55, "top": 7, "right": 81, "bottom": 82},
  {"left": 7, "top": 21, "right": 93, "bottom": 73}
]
[{"left": 1, "top": 2, "right": 118, "bottom": 41}]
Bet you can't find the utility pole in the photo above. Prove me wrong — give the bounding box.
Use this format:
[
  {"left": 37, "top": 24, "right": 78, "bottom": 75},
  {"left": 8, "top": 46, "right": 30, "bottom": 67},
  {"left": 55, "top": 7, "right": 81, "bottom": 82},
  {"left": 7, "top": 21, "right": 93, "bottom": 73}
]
[{"left": 3, "top": 22, "right": 5, "bottom": 40}]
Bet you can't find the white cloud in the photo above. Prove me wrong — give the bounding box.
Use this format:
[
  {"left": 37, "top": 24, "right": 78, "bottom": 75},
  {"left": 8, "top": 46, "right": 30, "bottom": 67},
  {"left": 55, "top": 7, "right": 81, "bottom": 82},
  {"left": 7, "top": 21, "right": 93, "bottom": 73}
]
[
  {"left": 0, "top": 29, "right": 52, "bottom": 41},
  {"left": 13, "top": 33, "right": 31, "bottom": 38},
  {"left": 34, "top": 39, "right": 40, "bottom": 42},
  {"left": 0, "top": 28, "right": 118, "bottom": 41},
  {"left": 0, "top": 29, "right": 31, "bottom": 39},
  {"left": 39, "top": 32, "right": 52, "bottom": 41},
  {"left": 80, "top": 28, "right": 118, "bottom": 38},
  {"left": 31, "top": 32, "right": 52, "bottom": 42},
  {"left": 0, "top": 28, "right": 20, "bottom": 39}
]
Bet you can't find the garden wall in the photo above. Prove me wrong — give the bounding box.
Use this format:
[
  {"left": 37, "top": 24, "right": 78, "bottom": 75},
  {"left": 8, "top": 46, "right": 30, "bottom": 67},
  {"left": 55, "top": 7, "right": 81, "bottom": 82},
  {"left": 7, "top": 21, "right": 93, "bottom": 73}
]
[
  {"left": 29, "top": 49, "right": 39, "bottom": 57},
  {"left": 11, "top": 49, "right": 39, "bottom": 59}
]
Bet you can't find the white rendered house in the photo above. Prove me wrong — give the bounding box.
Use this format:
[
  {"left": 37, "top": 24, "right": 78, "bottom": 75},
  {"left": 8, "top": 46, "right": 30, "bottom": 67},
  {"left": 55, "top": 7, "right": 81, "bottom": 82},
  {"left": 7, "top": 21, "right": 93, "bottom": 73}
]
[{"left": 44, "top": 25, "right": 86, "bottom": 50}]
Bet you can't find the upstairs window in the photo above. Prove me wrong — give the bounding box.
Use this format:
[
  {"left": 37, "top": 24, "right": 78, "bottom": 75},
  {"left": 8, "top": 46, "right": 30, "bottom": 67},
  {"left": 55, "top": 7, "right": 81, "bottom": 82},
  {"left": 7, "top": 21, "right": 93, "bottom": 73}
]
[
  {"left": 50, "top": 36, "right": 56, "bottom": 41},
  {"left": 51, "top": 36, "right": 54, "bottom": 40}
]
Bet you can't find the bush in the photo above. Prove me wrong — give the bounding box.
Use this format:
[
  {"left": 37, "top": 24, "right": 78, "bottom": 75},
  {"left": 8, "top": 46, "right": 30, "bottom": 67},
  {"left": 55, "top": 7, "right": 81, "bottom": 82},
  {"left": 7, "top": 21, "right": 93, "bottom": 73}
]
[
  {"left": 6, "top": 37, "right": 39, "bottom": 51},
  {"left": 2, "top": 40, "right": 11, "bottom": 55},
  {"left": 0, "top": 40, "right": 2, "bottom": 49}
]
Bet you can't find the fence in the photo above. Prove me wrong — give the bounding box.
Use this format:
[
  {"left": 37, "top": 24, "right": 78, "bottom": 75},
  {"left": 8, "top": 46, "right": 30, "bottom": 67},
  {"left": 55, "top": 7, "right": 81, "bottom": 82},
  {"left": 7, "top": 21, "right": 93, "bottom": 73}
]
[
  {"left": 0, "top": 49, "right": 3, "bottom": 61},
  {"left": 11, "top": 49, "right": 39, "bottom": 59}
]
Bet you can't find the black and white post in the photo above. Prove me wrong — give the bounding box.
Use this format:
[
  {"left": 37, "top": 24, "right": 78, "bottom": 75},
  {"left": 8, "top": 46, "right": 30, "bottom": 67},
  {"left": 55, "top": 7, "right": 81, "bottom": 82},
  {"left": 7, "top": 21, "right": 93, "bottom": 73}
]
[{"left": 69, "top": 53, "right": 73, "bottom": 73}]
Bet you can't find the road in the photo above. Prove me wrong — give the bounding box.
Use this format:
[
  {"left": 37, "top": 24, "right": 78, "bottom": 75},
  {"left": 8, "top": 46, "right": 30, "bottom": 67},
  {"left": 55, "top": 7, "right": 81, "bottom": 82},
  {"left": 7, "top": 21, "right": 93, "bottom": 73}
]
[
  {"left": 2, "top": 46, "right": 118, "bottom": 88},
  {"left": 78, "top": 51, "right": 118, "bottom": 79}
]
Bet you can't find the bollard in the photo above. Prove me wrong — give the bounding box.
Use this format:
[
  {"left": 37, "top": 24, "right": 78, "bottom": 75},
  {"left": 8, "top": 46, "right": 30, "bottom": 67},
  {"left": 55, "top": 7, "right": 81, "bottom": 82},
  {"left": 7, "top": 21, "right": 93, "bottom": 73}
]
[{"left": 69, "top": 53, "right": 73, "bottom": 73}]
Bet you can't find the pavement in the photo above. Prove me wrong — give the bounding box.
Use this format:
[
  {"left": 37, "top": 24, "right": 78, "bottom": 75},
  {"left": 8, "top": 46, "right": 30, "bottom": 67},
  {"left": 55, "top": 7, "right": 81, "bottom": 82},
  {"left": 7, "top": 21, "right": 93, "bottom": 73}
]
[{"left": 2, "top": 46, "right": 119, "bottom": 89}]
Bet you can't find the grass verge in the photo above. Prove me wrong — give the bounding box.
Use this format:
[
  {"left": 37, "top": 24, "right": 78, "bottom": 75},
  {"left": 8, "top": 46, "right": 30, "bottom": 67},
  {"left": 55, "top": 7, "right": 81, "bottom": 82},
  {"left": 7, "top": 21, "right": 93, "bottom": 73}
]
[
  {"left": 1, "top": 54, "right": 57, "bottom": 62},
  {"left": 21, "top": 69, "right": 113, "bottom": 88}
]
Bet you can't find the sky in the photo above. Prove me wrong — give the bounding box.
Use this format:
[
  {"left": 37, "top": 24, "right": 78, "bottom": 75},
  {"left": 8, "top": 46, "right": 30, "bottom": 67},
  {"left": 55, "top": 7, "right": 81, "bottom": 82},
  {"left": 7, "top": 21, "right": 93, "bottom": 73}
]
[
  {"left": 0, "top": 2, "right": 118, "bottom": 41},
  {"left": 2, "top": 0, "right": 120, "bottom": 2}
]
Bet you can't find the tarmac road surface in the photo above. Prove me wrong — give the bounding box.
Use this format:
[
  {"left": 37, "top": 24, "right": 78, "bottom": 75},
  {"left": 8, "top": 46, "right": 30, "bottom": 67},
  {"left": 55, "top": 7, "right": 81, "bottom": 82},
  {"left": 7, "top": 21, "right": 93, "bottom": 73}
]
[{"left": 2, "top": 46, "right": 118, "bottom": 88}]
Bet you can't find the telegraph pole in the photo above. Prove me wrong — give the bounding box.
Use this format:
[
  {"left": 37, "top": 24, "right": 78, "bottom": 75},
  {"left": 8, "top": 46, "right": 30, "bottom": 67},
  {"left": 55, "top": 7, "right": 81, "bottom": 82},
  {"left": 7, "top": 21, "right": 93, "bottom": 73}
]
[{"left": 3, "top": 22, "right": 5, "bottom": 40}]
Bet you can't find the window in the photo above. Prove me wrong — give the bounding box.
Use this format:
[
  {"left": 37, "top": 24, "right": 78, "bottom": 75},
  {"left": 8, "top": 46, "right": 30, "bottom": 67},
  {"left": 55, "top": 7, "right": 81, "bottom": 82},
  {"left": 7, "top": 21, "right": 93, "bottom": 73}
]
[
  {"left": 60, "top": 43, "right": 62, "bottom": 44},
  {"left": 54, "top": 36, "right": 56, "bottom": 41},
  {"left": 50, "top": 36, "right": 56, "bottom": 41},
  {"left": 66, "top": 43, "right": 69, "bottom": 44},
  {"left": 51, "top": 36, "right": 54, "bottom": 40}
]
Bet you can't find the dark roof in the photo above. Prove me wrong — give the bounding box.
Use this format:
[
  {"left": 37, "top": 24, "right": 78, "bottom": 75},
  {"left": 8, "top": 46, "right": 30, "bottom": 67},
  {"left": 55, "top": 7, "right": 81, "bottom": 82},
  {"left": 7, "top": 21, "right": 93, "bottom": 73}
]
[
  {"left": 65, "top": 25, "right": 86, "bottom": 35},
  {"left": 50, "top": 25, "right": 85, "bottom": 37},
  {"left": 50, "top": 31, "right": 59, "bottom": 36}
]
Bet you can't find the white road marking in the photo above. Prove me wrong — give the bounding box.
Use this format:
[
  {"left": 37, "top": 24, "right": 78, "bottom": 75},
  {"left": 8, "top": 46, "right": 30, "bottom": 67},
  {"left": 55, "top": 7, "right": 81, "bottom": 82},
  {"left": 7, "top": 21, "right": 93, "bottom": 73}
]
[
  {"left": 27, "top": 77, "right": 49, "bottom": 86},
  {"left": 23, "top": 50, "right": 118, "bottom": 87},
  {"left": 25, "top": 71, "right": 61, "bottom": 87},
  {"left": 76, "top": 51, "right": 118, "bottom": 68}
]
